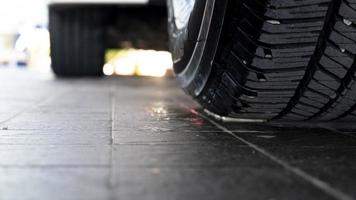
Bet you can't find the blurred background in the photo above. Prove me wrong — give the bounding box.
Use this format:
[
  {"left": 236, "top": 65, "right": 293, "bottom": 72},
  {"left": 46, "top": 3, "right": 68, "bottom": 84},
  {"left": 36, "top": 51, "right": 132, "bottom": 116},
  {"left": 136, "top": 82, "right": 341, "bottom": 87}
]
[{"left": 0, "top": 0, "right": 173, "bottom": 77}]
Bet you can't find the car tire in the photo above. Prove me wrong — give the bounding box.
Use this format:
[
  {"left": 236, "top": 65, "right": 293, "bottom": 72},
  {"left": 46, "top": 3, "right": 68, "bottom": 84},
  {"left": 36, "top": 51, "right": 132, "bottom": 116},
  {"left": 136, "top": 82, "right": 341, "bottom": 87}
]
[
  {"left": 49, "top": 6, "right": 105, "bottom": 76},
  {"left": 169, "top": 0, "right": 356, "bottom": 121}
]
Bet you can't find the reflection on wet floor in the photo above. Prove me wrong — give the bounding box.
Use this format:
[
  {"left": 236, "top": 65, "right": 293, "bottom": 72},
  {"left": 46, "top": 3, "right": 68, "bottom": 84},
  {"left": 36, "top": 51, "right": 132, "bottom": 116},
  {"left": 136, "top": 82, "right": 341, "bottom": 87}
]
[{"left": 0, "top": 68, "right": 356, "bottom": 200}]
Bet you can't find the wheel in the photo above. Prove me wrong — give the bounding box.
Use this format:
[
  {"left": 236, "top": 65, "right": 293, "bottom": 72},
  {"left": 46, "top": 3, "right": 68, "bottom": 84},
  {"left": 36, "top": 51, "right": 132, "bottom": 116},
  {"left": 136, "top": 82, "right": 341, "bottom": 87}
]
[
  {"left": 168, "top": 0, "right": 356, "bottom": 121},
  {"left": 49, "top": 6, "right": 105, "bottom": 76}
]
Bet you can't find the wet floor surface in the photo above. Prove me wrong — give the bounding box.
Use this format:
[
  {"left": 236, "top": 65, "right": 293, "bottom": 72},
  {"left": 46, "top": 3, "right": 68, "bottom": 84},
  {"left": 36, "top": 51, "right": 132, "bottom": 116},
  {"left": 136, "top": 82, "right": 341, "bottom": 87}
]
[{"left": 1, "top": 68, "right": 356, "bottom": 200}]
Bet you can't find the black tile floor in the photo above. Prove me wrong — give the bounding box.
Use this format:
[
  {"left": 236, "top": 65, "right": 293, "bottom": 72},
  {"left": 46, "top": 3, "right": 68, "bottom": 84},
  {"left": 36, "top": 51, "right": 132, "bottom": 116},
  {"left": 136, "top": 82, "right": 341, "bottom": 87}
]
[{"left": 1, "top": 68, "right": 356, "bottom": 200}]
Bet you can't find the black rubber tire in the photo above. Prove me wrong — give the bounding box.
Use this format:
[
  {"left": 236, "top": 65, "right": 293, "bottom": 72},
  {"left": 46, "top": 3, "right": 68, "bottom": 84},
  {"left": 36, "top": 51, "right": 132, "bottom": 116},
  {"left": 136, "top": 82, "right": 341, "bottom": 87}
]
[
  {"left": 49, "top": 6, "right": 105, "bottom": 76},
  {"left": 170, "top": 0, "right": 356, "bottom": 122}
]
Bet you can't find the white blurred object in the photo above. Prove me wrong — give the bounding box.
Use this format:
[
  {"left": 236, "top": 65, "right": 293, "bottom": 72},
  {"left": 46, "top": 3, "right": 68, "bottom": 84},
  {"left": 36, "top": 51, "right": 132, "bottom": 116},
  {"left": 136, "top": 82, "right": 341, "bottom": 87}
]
[
  {"left": 113, "top": 55, "right": 137, "bottom": 76},
  {"left": 0, "top": 33, "right": 28, "bottom": 66},
  {"left": 0, "top": 0, "right": 48, "bottom": 34},
  {"left": 135, "top": 50, "right": 172, "bottom": 77},
  {"left": 15, "top": 25, "right": 51, "bottom": 72},
  {"left": 103, "top": 63, "right": 115, "bottom": 76},
  {"left": 0, "top": 0, "right": 51, "bottom": 72}
]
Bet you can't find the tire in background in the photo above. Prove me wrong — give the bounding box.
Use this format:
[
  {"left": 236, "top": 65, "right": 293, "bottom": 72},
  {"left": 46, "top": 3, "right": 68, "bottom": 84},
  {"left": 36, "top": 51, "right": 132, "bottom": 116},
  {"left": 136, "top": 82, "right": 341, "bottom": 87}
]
[
  {"left": 49, "top": 6, "right": 105, "bottom": 76},
  {"left": 169, "top": 0, "right": 356, "bottom": 122}
]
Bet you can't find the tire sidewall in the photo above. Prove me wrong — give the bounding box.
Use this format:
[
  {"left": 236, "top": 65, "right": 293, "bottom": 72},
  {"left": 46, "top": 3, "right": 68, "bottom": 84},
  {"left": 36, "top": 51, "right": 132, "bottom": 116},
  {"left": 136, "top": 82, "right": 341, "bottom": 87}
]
[{"left": 168, "top": 0, "right": 228, "bottom": 97}]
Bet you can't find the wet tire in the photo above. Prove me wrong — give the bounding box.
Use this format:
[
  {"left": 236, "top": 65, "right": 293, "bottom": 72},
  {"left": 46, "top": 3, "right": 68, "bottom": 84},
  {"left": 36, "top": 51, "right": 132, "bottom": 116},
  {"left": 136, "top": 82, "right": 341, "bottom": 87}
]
[
  {"left": 49, "top": 6, "right": 105, "bottom": 76},
  {"left": 169, "top": 0, "right": 356, "bottom": 121}
]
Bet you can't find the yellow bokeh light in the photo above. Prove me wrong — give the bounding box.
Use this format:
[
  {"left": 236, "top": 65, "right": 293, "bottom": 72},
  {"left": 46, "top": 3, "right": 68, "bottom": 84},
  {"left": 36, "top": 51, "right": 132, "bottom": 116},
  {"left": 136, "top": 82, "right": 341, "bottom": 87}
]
[
  {"left": 104, "top": 49, "right": 173, "bottom": 77},
  {"left": 103, "top": 63, "right": 115, "bottom": 76}
]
